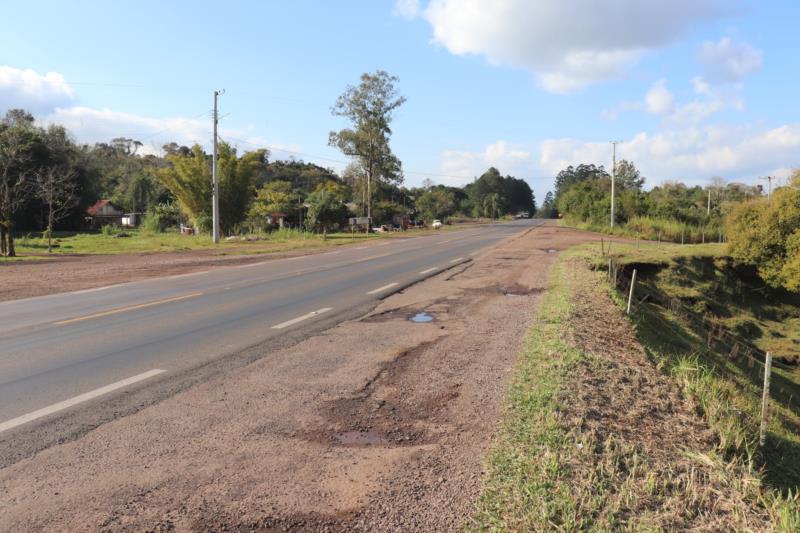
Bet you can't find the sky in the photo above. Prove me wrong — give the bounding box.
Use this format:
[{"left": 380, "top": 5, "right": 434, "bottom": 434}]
[{"left": 2, "top": 0, "right": 799, "bottom": 197}]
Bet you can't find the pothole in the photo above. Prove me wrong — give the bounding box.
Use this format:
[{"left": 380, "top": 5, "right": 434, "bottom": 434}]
[{"left": 410, "top": 312, "right": 434, "bottom": 323}]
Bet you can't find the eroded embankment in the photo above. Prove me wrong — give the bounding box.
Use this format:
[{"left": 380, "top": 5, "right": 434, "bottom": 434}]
[{"left": 471, "top": 255, "right": 776, "bottom": 531}]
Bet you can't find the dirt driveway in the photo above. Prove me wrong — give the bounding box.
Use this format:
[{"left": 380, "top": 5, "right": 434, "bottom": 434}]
[{"left": 0, "top": 224, "right": 599, "bottom": 531}]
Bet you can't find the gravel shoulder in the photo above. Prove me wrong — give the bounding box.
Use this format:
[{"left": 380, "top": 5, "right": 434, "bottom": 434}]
[{"left": 0, "top": 223, "right": 599, "bottom": 531}]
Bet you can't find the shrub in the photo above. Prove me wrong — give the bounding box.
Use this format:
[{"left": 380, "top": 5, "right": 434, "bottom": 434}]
[{"left": 142, "top": 202, "right": 181, "bottom": 233}]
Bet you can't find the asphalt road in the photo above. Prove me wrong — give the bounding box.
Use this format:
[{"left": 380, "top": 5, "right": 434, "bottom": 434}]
[{"left": 0, "top": 220, "right": 541, "bottom": 450}]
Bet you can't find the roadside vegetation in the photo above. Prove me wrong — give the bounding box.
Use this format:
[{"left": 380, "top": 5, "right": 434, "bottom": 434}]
[
  {"left": 472, "top": 247, "right": 800, "bottom": 532},
  {"left": 1, "top": 71, "right": 535, "bottom": 259},
  {"left": 546, "top": 161, "right": 760, "bottom": 244},
  {"left": 600, "top": 242, "right": 800, "bottom": 488},
  {"left": 470, "top": 252, "right": 796, "bottom": 531}
]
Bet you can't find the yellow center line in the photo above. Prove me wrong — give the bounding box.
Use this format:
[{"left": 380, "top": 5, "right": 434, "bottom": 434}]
[{"left": 55, "top": 293, "right": 204, "bottom": 326}]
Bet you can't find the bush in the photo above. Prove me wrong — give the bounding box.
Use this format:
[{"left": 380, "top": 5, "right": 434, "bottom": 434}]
[
  {"left": 101, "top": 224, "right": 123, "bottom": 236},
  {"left": 141, "top": 202, "right": 181, "bottom": 233}
]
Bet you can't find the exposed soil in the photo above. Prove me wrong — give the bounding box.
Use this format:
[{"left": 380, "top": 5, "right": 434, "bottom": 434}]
[
  {"left": 0, "top": 248, "right": 331, "bottom": 302},
  {"left": 0, "top": 223, "right": 607, "bottom": 532},
  {"left": 558, "top": 258, "right": 770, "bottom": 530}
]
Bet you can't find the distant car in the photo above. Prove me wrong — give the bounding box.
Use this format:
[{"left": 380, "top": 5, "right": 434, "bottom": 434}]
[{"left": 431, "top": 219, "right": 443, "bottom": 229}]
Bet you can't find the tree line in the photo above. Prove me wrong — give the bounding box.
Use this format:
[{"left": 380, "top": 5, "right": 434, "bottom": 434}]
[
  {"left": 545, "top": 161, "right": 761, "bottom": 234},
  {"left": 548, "top": 159, "right": 800, "bottom": 292},
  {"left": 0, "top": 71, "right": 536, "bottom": 257}
]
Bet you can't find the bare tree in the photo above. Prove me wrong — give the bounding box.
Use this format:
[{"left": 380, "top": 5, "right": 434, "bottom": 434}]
[
  {"left": 0, "top": 126, "right": 33, "bottom": 257},
  {"left": 34, "top": 166, "right": 78, "bottom": 253}
]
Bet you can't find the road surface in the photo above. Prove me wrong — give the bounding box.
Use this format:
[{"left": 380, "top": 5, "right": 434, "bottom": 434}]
[{"left": 0, "top": 220, "right": 541, "bottom": 454}]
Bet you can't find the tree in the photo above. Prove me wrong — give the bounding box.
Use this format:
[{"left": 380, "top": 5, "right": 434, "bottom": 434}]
[
  {"left": 34, "top": 165, "right": 78, "bottom": 252},
  {"left": 305, "top": 189, "right": 348, "bottom": 238},
  {"left": 553, "top": 164, "right": 609, "bottom": 200},
  {"left": 250, "top": 181, "right": 297, "bottom": 219},
  {"left": 482, "top": 192, "right": 502, "bottom": 219},
  {"left": 0, "top": 111, "right": 38, "bottom": 256},
  {"left": 416, "top": 189, "right": 456, "bottom": 222},
  {"left": 726, "top": 171, "right": 800, "bottom": 291},
  {"left": 158, "top": 142, "right": 266, "bottom": 234},
  {"left": 615, "top": 159, "right": 645, "bottom": 190},
  {"left": 538, "top": 191, "right": 557, "bottom": 218},
  {"left": 329, "top": 70, "right": 406, "bottom": 221}
]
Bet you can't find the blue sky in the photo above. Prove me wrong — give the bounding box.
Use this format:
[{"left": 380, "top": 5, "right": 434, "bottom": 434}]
[{"left": 2, "top": 0, "right": 799, "bottom": 196}]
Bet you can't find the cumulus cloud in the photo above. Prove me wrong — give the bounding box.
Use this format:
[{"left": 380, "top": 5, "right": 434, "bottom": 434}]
[
  {"left": 0, "top": 66, "right": 75, "bottom": 114},
  {"left": 438, "top": 140, "right": 531, "bottom": 184},
  {"left": 698, "top": 37, "right": 762, "bottom": 82},
  {"left": 539, "top": 124, "right": 800, "bottom": 185},
  {"left": 414, "top": 0, "right": 730, "bottom": 93},
  {"left": 605, "top": 78, "right": 742, "bottom": 124}
]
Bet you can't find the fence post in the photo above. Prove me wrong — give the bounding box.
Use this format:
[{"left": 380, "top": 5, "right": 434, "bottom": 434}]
[
  {"left": 600, "top": 238, "right": 605, "bottom": 256},
  {"left": 626, "top": 269, "right": 638, "bottom": 315},
  {"left": 759, "top": 351, "right": 773, "bottom": 447}
]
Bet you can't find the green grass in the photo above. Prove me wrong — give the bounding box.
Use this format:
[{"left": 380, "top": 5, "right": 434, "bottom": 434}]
[
  {"left": 564, "top": 215, "right": 724, "bottom": 244},
  {"left": 4, "top": 222, "right": 490, "bottom": 260},
  {"left": 469, "top": 252, "right": 799, "bottom": 531},
  {"left": 5, "top": 228, "right": 383, "bottom": 258},
  {"left": 589, "top": 242, "right": 800, "bottom": 519},
  {"left": 468, "top": 262, "right": 597, "bottom": 531}
]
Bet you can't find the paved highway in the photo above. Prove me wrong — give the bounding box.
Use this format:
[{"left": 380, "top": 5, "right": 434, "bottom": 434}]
[{"left": 0, "top": 220, "right": 541, "bottom": 443}]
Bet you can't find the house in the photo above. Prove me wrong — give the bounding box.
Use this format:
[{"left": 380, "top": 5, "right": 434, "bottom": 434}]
[{"left": 85, "top": 200, "right": 124, "bottom": 228}]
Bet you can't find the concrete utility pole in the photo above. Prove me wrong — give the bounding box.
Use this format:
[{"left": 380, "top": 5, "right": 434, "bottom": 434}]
[
  {"left": 610, "top": 141, "right": 622, "bottom": 228},
  {"left": 759, "top": 176, "right": 773, "bottom": 203},
  {"left": 707, "top": 187, "right": 711, "bottom": 216},
  {"left": 212, "top": 89, "right": 224, "bottom": 243}
]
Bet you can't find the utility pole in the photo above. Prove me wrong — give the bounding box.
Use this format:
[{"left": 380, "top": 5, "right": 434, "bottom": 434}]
[
  {"left": 212, "top": 89, "right": 225, "bottom": 243},
  {"left": 759, "top": 176, "right": 773, "bottom": 203},
  {"left": 707, "top": 187, "right": 711, "bottom": 216},
  {"left": 610, "top": 141, "right": 622, "bottom": 228}
]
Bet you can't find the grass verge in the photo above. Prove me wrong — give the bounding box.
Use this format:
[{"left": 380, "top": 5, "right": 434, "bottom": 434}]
[
  {"left": 469, "top": 252, "right": 798, "bottom": 531},
  {"left": 594, "top": 242, "right": 799, "bottom": 511}
]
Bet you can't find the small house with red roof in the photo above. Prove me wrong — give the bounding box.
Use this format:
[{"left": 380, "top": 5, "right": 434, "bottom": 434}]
[{"left": 85, "top": 199, "right": 124, "bottom": 228}]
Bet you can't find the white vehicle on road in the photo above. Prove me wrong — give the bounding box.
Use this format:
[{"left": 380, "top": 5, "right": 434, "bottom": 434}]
[{"left": 431, "top": 219, "right": 443, "bottom": 229}]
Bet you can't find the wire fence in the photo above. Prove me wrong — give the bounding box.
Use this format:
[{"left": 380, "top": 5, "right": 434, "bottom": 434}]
[{"left": 605, "top": 256, "right": 798, "bottom": 417}]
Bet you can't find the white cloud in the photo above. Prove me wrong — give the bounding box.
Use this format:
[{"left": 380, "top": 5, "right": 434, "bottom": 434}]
[
  {"left": 539, "top": 124, "right": 800, "bottom": 186},
  {"left": 415, "top": 0, "right": 730, "bottom": 93},
  {"left": 0, "top": 66, "right": 75, "bottom": 114},
  {"left": 605, "top": 78, "right": 742, "bottom": 123},
  {"left": 45, "top": 106, "right": 209, "bottom": 154},
  {"left": 698, "top": 37, "right": 762, "bottom": 82},
  {"left": 44, "top": 106, "right": 299, "bottom": 161},
  {"left": 644, "top": 80, "right": 675, "bottom": 115},
  {"left": 393, "top": 0, "right": 421, "bottom": 19},
  {"left": 438, "top": 140, "right": 531, "bottom": 184}
]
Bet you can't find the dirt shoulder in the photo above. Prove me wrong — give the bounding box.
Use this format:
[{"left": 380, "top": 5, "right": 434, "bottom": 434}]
[{"left": 0, "top": 224, "right": 597, "bottom": 531}]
